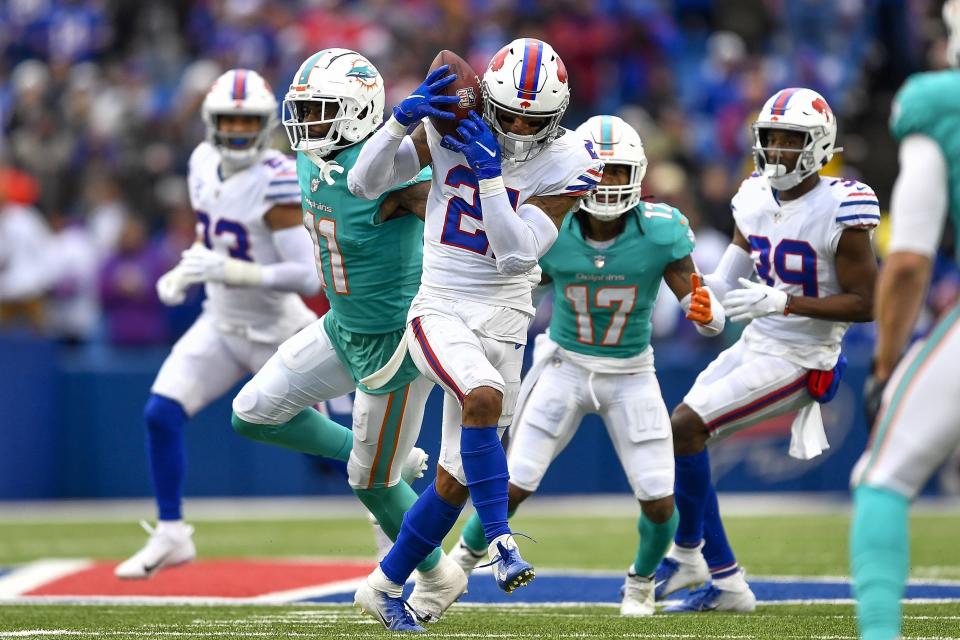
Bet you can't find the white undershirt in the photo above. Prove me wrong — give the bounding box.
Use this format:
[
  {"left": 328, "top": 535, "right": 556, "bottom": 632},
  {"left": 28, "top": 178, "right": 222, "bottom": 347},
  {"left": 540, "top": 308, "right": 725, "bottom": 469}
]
[
  {"left": 585, "top": 237, "right": 616, "bottom": 250},
  {"left": 888, "top": 134, "right": 949, "bottom": 257}
]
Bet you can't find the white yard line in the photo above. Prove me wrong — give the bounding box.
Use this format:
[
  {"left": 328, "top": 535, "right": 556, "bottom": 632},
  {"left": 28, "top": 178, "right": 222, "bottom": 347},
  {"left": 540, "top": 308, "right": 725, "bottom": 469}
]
[{"left": 0, "top": 560, "right": 93, "bottom": 598}]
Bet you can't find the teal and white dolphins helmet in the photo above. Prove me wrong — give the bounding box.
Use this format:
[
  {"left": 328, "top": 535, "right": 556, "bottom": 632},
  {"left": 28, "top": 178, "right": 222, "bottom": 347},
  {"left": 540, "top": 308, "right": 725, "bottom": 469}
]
[
  {"left": 575, "top": 115, "right": 647, "bottom": 221},
  {"left": 283, "top": 49, "right": 385, "bottom": 162}
]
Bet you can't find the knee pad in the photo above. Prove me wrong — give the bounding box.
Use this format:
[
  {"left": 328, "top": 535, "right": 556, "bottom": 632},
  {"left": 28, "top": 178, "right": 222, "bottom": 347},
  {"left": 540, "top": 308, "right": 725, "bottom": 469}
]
[
  {"left": 143, "top": 394, "right": 187, "bottom": 436},
  {"left": 232, "top": 379, "right": 286, "bottom": 426}
]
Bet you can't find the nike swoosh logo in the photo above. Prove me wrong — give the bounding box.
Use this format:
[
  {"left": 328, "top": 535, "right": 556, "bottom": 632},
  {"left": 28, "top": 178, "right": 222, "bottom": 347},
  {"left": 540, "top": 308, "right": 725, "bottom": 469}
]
[
  {"left": 856, "top": 185, "right": 866, "bottom": 191},
  {"left": 142, "top": 561, "right": 161, "bottom": 574},
  {"left": 476, "top": 142, "right": 498, "bottom": 158}
]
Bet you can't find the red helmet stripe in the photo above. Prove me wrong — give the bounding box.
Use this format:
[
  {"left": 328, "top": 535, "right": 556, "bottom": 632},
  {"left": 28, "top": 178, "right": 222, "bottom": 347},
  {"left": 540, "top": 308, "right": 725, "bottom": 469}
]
[
  {"left": 233, "top": 69, "right": 247, "bottom": 101},
  {"left": 770, "top": 87, "right": 800, "bottom": 116},
  {"left": 517, "top": 39, "right": 543, "bottom": 101}
]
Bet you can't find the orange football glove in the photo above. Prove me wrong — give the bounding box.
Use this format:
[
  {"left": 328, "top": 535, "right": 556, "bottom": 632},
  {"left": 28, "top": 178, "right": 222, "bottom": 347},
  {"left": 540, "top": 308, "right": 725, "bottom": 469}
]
[{"left": 685, "top": 273, "right": 713, "bottom": 325}]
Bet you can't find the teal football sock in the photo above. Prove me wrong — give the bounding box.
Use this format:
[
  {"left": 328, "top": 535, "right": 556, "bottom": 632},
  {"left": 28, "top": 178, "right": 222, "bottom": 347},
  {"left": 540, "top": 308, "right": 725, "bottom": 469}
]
[
  {"left": 355, "top": 484, "right": 442, "bottom": 573},
  {"left": 231, "top": 408, "right": 352, "bottom": 461},
  {"left": 461, "top": 511, "right": 487, "bottom": 552},
  {"left": 461, "top": 507, "right": 517, "bottom": 552},
  {"left": 850, "top": 485, "right": 909, "bottom": 640},
  {"left": 634, "top": 508, "right": 679, "bottom": 577}
]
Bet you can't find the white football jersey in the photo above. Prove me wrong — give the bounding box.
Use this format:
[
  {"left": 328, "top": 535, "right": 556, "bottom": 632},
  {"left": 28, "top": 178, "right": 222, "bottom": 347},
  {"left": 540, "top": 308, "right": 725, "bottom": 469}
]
[
  {"left": 732, "top": 174, "right": 880, "bottom": 370},
  {"left": 187, "top": 142, "right": 315, "bottom": 340},
  {"left": 418, "top": 121, "right": 604, "bottom": 315}
]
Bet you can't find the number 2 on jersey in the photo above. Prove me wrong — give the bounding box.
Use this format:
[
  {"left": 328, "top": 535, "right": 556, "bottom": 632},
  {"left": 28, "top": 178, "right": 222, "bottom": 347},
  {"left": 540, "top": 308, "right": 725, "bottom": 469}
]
[
  {"left": 441, "top": 165, "right": 520, "bottom": 256},
  {"left": 565, "top": 285, "right": 638, "bottom": 346}
]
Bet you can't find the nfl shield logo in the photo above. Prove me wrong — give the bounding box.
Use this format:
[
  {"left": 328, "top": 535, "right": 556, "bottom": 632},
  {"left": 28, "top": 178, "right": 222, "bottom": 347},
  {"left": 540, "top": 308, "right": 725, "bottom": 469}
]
[
  {"left": 593, "top": 255, "right": 605, "bottom": 269},
  {"left": 311, "top": 177, "right": 320, "bottom": 193}
]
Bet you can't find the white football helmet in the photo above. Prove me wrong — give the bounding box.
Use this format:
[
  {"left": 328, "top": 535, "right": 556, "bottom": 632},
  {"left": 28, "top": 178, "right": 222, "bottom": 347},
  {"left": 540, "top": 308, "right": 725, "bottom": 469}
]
[
  {"left": 201, "top": 69, "right": 278, "bottom": 169},
  {"left": 945, "top": 0, "right": 960, "bottom": 67},
  {"left": 283, "top": 48, "right": 385, "bottom": 164},
  {"left": 752, "top": 87, "right": 838, "bottom": 191},
  {"left": 575, "top": 115, "right": 647, "bottom": 220},
  {"left": 481, "top": 38, "right": 570, "bottom": 162}
]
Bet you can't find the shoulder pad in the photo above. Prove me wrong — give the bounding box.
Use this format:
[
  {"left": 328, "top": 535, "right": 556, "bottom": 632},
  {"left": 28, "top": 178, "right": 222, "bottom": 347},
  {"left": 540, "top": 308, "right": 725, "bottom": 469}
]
[
  {"left": 891, "top": 70, "right": 960, "bottom": 141},
  {"left": 638, "top": 202, "right": 691, "bottom": 246},
  {"left": 826, "top": 178, "right": 880, "bottom": 229}
]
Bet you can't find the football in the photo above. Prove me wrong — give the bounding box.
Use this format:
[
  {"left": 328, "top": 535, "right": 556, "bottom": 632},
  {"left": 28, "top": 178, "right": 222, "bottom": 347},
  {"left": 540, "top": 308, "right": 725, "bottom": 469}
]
[{"left": 427, "top": 49, "right": 482, "bottom": 138}]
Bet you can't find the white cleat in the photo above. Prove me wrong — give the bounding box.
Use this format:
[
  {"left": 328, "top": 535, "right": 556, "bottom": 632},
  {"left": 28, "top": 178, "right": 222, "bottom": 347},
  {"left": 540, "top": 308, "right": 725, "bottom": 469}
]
[
  {"left": 664, "top": 581, "right": 757, "bottom": 613},
  {"left": 400, "top": 447, "right": 429, "bottom": 486},
  {"left": 114, "top": 520, "right": 195, "bottom": 579},
  {"left": 654, "top": 544, "right": 710, "bottom": 600},
  {"left": 448, "top": 537, "right": 486, "bottom": 578},
  {"left": 408, "top": 553, "right": 469, "bottom": 624},
  {"left": 620, "top": 568, "right": 656, "bottom": 616}
]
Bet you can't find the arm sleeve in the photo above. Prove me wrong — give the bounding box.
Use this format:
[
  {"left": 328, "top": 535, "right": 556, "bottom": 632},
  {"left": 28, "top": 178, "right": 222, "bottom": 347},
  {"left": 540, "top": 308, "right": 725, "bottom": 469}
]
[
  {"left": 347, "top": 117, "right": 423, "bottom": 200},
  {"left": 702, "top": 243, "right": 755, "bottom": 299},
  {"left": 886, "top": 134, "right": 949, "bottom": 258},
  {"left": 478, "top": 181, "right": 559, "bottom": 276},
  {"left": 261, "top": 226, "right": 321, "bottom": 295}
]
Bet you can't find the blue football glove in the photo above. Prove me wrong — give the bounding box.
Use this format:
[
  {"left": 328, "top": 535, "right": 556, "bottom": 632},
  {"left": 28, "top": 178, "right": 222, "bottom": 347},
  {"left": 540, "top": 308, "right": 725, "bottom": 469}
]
[
  {"left": 392, "top": 65, "right": 460, "bottom": 126},
  {"left": 440, "top": 111, "right": 502, "bottom": 180}
]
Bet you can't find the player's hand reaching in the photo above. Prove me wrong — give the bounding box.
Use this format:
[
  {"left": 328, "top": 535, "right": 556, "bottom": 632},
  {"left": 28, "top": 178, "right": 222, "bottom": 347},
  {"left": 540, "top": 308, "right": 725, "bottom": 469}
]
[
  {"left": 180, "top": 243, "right": 227, "bottom": 283},
  {"left": 723, "top": 277, "right": 789, "bottom": 322},
  {"left": 393, "top": 65, "right": 460, "bottom": 126},
  {"left": 685, "top": 273, "right": 713, "bottom": 324},
  {"left": 156, "top": 266, "right": 191, "bottom": 306},
  {"left": 441, "top": 111, "right": 502, "bottom": 180}
]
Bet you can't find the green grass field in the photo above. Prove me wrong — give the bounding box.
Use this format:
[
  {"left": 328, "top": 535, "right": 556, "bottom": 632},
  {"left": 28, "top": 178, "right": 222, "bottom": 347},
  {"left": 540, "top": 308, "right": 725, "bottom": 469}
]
[{"left": 1, "top": 511, "right": 959, "bottom": 638}]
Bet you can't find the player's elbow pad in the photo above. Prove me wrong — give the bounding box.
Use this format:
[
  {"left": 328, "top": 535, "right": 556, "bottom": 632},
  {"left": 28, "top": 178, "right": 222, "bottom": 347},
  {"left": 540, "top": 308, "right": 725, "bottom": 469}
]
[
  {"left": 496, "top": 254, "right": 539, "bottom": 276},
  {"left": 494, "top": 204, "right": 558, "bottom": 276}
]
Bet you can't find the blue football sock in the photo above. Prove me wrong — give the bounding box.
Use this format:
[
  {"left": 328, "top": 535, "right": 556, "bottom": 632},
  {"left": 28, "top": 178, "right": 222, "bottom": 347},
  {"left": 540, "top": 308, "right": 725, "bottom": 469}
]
[
  {"left": 460, "top": 425, "right": 511, "bottom": 543},
  {"left": 673, "top": 449, "right": 712, "bottom": 547},
  {"left": 701, "top": 485, "right": 738, "bottom": 578},
  {"left": 143, "top": 394, "right": 188, "bottom": 521},
  {"left": 851, "top": 485, "right": 909, "bottom": 640},
  {"left": 379, "top": 483, "right": 463, "bottom": 585}
]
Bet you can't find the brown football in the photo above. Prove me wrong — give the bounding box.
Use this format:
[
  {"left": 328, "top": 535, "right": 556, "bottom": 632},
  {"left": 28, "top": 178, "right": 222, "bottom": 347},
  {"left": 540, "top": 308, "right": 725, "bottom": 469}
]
[{"left": 427, "top": 49, "right": 482, "bottom": 138}]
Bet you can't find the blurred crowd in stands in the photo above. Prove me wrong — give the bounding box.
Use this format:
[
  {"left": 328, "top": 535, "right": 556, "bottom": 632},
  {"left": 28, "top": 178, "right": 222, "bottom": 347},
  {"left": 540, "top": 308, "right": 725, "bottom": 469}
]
[{"left": 0, "top": 0, "right": 957, "bottom": 347}]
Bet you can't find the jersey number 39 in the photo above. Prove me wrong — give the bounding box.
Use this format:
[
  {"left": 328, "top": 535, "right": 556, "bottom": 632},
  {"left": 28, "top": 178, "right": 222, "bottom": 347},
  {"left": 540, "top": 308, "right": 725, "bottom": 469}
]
[{"left": 748, "top": 235, "right": 819, "bottom": 297}]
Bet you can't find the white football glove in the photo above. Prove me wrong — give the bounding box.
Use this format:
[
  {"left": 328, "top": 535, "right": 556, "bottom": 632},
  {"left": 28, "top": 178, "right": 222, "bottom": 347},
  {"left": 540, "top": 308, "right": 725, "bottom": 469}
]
[
  {"left": 723, "top": 277, "right": 789, "bottom": 322},
  {"left": 180, "top": 243, "right": 227, "bottom": 282},
  {"left": 155, "top": 266, "right": 191, "bottom": 306},
  {"left": 179, "top": 242, "right": 264, "bottom": 287}
]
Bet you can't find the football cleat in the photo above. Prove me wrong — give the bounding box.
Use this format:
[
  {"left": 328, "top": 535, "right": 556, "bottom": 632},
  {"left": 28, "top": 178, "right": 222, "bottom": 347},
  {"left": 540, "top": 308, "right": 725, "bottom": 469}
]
[
  {"left": 114, "top": 520, "right": 195, "bottom": 579},
  {"left": 407, "top": 553, "right": 469, "bottom": 624},
  {"left": 400, "top": 447, "right": 430, "bottom": 485},
  {"left": 448, "top": 537, "right": 487, "bottom": 578},
  {"left": 654, "top": 553, "right": 710, "bottom": 600},
  {"left": 354, "top": 580, "right": 425, "bottom": 632},
  {"left": 620, "top": 568, "right": 656, "bottom": 616},
  {"left": 488, "top": 536, "right": 535, "bottom": 594},
  {"left": 663, "top": 583, "right": 757, "bottom": 613}
]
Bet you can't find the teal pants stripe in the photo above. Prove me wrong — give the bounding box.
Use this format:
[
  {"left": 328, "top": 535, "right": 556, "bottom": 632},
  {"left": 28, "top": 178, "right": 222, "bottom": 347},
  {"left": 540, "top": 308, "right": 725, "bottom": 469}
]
[{"left": 861, "top": 304, "right": 960, "bottom": 481}]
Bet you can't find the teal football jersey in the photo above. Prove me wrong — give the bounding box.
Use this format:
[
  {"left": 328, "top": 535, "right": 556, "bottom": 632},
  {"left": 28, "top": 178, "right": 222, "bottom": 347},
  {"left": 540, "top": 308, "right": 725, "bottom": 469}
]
[
  {"left": 541, "top": 203, "right": 695, "bottom": 359},
  {"left": 298, "top": 142, "right": 431, "bottom": 334},
  {"left": 890, "top": 70, "right": 960, "bottom": 261}
]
